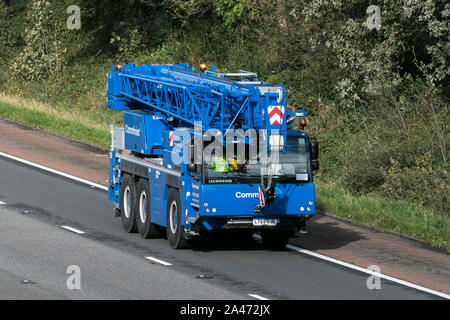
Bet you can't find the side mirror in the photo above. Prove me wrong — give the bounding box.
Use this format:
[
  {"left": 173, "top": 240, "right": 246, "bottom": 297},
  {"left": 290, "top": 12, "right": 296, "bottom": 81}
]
[
  {"left": 311, "top": 160, "right": 320, "bottom": 171},
  {"left": 310, "top": 141, "right": 319, "bottom": 160}
]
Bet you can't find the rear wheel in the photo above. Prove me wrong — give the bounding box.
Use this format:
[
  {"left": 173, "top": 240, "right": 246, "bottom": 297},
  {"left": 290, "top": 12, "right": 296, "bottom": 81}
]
[
  {"left": 260, "top": 230, "right": 289, "bottom": 250},
  {"left": 120, "top": 174, "right": 137, "bottom": 233},
  {"left": 166, "top": 188, "right": 188, "bottom": 249},
  {"left": 136, "top": 178, "right": 161, "bottom": 239}
]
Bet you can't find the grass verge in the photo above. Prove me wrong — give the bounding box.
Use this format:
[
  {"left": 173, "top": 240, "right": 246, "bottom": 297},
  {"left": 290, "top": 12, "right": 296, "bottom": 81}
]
[
  {"left": 316, "top": 181, "right": 449, "bottom": 251},
  {"left": 0, "top": 95, "right": 111, "bottom": 149}
]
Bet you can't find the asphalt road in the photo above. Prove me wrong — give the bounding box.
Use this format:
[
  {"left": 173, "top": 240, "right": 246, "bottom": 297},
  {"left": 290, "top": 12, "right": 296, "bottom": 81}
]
[{"left": 0, "top": 156, "right": 442, "bottom": 300}]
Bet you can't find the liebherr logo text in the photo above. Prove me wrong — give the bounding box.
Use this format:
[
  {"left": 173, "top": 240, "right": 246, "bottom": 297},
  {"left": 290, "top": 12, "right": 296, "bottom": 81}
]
[
  {"left": 235, "top": 192, "right": 258, "bottom": 199},
  {"left": 125, "top": 125, "right": 140, "bottom": 136}
]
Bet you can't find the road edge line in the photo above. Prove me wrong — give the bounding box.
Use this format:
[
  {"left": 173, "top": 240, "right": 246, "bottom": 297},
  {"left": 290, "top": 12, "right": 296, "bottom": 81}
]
[
  {"left": 286, "top": 244, "right": 450, "bottom": 300},
  {"left": 145, "top": 256, "right": 173, "bottom": 266},
  {"left": 61, "top": 225, "right": 85, "bottom": 234},
  {"left": 0, "top": 151, "right": 108, "bottom": 191},
  {"left": 248, "top": 294, "right": 270, "bottom": 300}
]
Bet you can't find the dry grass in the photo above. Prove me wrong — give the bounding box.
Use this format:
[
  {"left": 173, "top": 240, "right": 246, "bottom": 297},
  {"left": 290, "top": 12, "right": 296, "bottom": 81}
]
[
  {"left": 0, "top": 93, "right": 111, "bottom": 148},
  {"left": 0, "top": 92, "right": 107, "bottom": 131}
]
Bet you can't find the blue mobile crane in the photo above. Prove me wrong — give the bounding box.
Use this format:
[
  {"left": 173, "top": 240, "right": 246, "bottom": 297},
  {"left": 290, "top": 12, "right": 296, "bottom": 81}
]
[{"left": 107, "top": 63, "right": 319, "bottom": 249}]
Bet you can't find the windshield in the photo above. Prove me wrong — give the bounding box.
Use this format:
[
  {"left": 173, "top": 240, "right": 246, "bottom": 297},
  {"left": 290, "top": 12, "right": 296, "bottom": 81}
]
[{"left": 204, "top": 136, "right": 309, "bottom": 184}]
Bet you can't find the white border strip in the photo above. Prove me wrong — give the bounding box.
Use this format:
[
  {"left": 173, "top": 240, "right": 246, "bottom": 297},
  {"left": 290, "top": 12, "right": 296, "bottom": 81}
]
[
  {"left": 286, "top": 244, "right": 450, "bottom": 300},
  {"left": 61, "top": 225, "right": 85, "bottom": 234},
  {"left": 0, "top": 201, "right": 6, "bottom": 205},
  {"left": 0, "top": 151, "right": 108, "bottom": 191},
  {"left": 248, "top": 294, "right": 270, "bottom": 300},
  {"left": 145, "top": 256, "right": 173, "bottom": 266}
]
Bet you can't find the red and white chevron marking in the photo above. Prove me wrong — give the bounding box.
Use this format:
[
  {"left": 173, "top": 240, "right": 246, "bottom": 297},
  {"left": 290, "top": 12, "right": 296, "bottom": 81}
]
[
  {"left": 268, "top": 106, "right": 285, "bottom": 126},
  {"left": 169, "top": 131, "right": 174, "bottom": 147},
  {"left": 258, "top": 184, "right": 266, "bottom": 208}
]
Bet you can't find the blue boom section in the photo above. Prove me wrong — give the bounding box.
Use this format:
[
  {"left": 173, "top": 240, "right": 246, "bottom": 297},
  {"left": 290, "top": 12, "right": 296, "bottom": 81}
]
[{"left": 107, "top": 63, "right": 299, "bottom": 134}]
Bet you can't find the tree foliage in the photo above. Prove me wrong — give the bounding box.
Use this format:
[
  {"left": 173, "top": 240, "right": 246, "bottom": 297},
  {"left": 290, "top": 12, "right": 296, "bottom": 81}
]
[{"left": 10, "top": 0, "right": 64, "bottom": 79}]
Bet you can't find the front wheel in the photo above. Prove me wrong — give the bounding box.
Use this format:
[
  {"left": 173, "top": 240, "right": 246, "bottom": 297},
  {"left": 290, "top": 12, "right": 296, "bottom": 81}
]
[{"left": 166, "top": 188, "right": 189, "bottom": 249}]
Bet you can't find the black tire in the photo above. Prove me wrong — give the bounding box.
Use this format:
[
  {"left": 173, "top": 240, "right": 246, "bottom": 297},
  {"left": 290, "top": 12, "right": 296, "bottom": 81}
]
[
  {"left": 260, "top": 230, "right": 289, "bottom": 250},
  {"left": 166, "top": 188, "right": 188, "bottom": 249},
  {"left": 136, "top": 178, "right": 161, "bottom": 239},
  {"left": 120, "top": 174, "right": 137, "bottom": 233}
]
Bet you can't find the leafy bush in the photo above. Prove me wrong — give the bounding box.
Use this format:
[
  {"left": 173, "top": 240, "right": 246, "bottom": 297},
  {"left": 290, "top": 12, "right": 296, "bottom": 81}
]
[
  {"left": 383, "top": 157, "right": 449, "bottom": 214},
  {"left": 302, "top": 0, "right": 450, "bottom": 110},
  {"left": 110, "top": 28, "right": 144, "bottom": 61},
  {"left": 340, "top": 129, "right": 389, "bottom": 194},
  {"left": 10, "top": 1, "right": 66, "bottom": 80},
  {"left": 0, "top": 1, "right": 26, "bottom": 63}
]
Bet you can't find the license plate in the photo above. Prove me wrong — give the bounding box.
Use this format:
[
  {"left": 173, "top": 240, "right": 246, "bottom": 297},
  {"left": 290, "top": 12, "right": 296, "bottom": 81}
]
[{"left": 253, "top": 218, "right": 278, "bottom": 227}]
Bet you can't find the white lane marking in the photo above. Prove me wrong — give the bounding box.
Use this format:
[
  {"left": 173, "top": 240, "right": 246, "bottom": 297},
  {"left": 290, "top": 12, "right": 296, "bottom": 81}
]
[
  {"left": 90, "top": 153, "right": 108, "bottom": 157},
  {"left": 0, "top": 201, "right": 6, "bottom": 205},
  {"left": 0, "top": 151, "right": 108, "bottom": 191},
  {"left": 286, "top": 244, "right": 450, "bottom": 300},
  {"left": 248, "top": 294, "right": 269, "bottom": 300},
  {"left": 61, "top": 226, "right": 85, "bottom": 234},
  {"left": 145, "top": 256, "right": 173, "bottom": 266}
]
